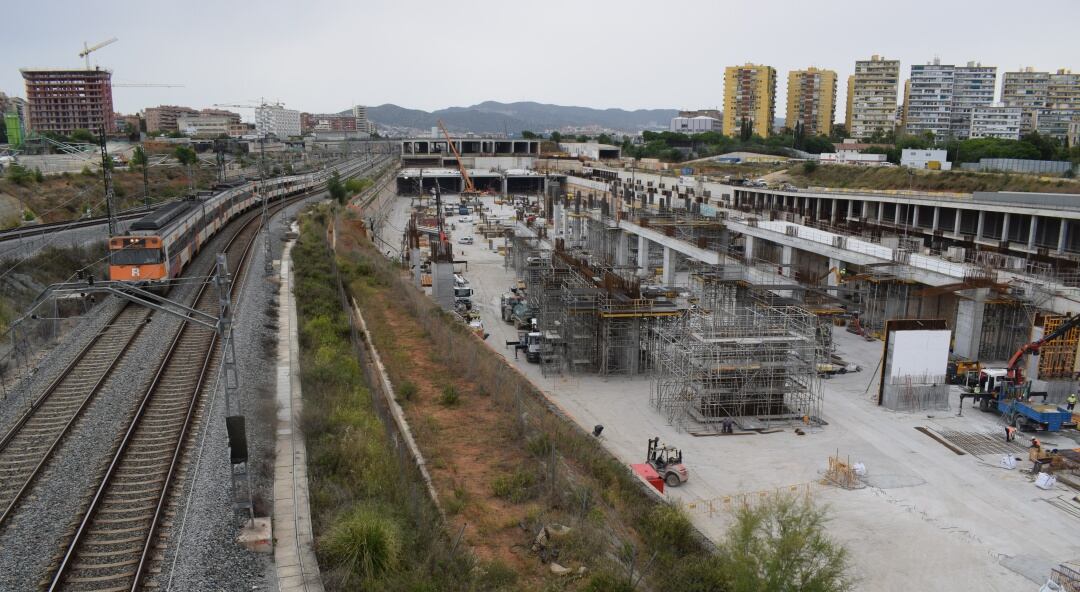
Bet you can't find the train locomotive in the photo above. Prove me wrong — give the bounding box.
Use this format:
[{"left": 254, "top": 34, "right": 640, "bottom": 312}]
[{"left": 108, "top": 161, "right": 360, "bottom": 283}]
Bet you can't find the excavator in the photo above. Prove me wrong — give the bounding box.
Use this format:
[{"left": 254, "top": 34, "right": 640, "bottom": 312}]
[
  {"left": 438, "top": 120, "right": 482, "bottom": 198},
  {"left": 986, "top": 313, "right": 1080, "bottom": 431}
]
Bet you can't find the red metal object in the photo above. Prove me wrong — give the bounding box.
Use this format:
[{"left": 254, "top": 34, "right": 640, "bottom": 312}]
[{"left": 631, "top": 463, "right": 664, "bottom": 494}]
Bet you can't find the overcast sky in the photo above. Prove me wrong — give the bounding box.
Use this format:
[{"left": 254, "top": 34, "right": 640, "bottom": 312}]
[{"left": 3, "top": 0, "right": 1078, "bottom": 123}]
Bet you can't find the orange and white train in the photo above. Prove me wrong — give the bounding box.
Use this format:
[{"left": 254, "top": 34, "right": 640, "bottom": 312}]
[{"left": 108, "top": 159, "right": 373, "bottom": 283}]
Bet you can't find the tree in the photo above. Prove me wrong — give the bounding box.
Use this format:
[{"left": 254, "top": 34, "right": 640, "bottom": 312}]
[
  {"left": 828, "top": 124, "right": 849, "bottom": 142},
  {"left": 131, "top": 146, "right": 150, "bottom": 209},
  {"left": 70, "top": 128, "right": 95, "bottom": 144},
  {"left": 597, "top": 133, "right": 613, "bottom": 145},
  {"left": 740, "top": 118, "right": 754, "bottom": 142},
  {"left": 717, "top": 495, "right": 851, "bottom": 592},
  {"left": 173, "top": 146, "right": 198, "bottom": 195},
  {"left": 792, "top": 121, "right": 805, "bottom": 150},
  {"left": 803, "top": 135, "right": 836, "bottom": 154},
  {"left": 5, "top": 164, "right": 34, "bottom": 185},
  {"left": 802, "top": 160, "right": 819, "bottom": 174},
  {"left": 520, "top": 130, "right": 538, "bottom": 139},
  {"left": 327, "top": 171, "right": 346, "bottom": 204},
  {"left": 549, "top": 131, "right": 562, "bottom": 143},
  {"left": 576, "top": 134, "right": 590, "bottom": 142}
]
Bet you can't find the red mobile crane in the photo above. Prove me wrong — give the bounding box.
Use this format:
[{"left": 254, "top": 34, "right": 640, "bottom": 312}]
[{"left": 438, "top": 120, "right": 481, "bottom": 197}]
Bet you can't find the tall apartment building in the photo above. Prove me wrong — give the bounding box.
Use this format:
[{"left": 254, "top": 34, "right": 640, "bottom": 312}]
[
  {"left": 847, "top": 55, "right": 900, "bottom": 139},
  {"left": 1003, "top": 67, "right": 1080, "bottom": 138},
  {"left": 844, "top": 75, "right": 854, "bottom": 131},
  {"left": 785, "top": 68, "right": 837, "bottom": 137},
  {"left": 969, "top": 104, "right": 1022, "bottom": 140},
  {"left": 353, "top": 105, "right": 373, "bottom": 134},
  {"left": 302, "top": 112, "right": 359, "bottom": 133},
  {"left": 255, "top": 105, "right": 301, "bottom": 137},
  {"left": 20, "top": 67, "right": 115, "bottom": 135},
  {"left": 145, "top": 105, "right": 198, "bottom": 133},
  {"left": 950, "top": 62, "right": 997, "bottom": 139},
  {"left": 723, "top": 63, "right": 776, "bottom": 138},
  {"left": 904, "top": 59, "right": 955, "bottom": 139}
]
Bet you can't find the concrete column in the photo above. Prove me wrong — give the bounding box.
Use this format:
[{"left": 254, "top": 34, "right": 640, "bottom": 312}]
[
  {"left": 662, "top": 246, "right": 676, "bottom": 286},
  {"left": 827, "top": 257, "right": 841, "bottom": 297},
  {"left": 1000, "top": 213, "right": 1011, "bottom": 244},
  {"left": 953, "top": 288, "right": 989, "bottom": 360},
  {"left": 931, "top": 206, "right": 940, "bottom": 232},
  {"left": 744, "top": 236, "right": 755, "bottom": 261},
  {"left": 411, "top": 248, "right": 422, "bottom": 288},
  {"left": 816, "top": 198, "right": 823, "bottom": 219},
  {"left": 780, "top": 246, "right": 794, "bottom": 277},
  {"left": 501, "top": 176, "right": 508, "bottom": 195},
  {"left": 431, "top": 261, "right": 455, "bottom": 310},
  {"left": 1028, "top": 216, "right": 1038, "bottom": 249},
  {"left": 846, "top": 200, "right": 854, "bottom": 220},
  {"left": 553, "top": 202, "right": 564, "bottom": 238},
  {"left": 637, "top": 235, "right": 649, "bottom": 275},
  {"left": 894, "top": 204, "right": 902, "bottom": 226},
  {"left": 830, "top": 199, "right": 838, "bottom": 223},
  {"left": 1058, "top": 219, "right": 1068, "bottom": 253},
  {"left": 912, "top": 205, "right": 920, "bottom": 228},
  {"left": 954, "top": 209, "right": 962, "bottom": 236},
  {"left": 616, "top": 232, "right": 630, "bottom": 266},
  {"left": 976, "top": 210, "right": 985, "bottom": 240},
  {"left": 877, "top": 203, "right": 884, "bottom": 223}
]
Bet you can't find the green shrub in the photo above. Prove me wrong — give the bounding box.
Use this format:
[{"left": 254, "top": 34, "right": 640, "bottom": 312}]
[
  {"left": 802, "top": 160, "right": 818, "bottom": 174},
  {"left": 476, "top": 559, "right": 518, "bottom": 590},
  {"left": 320, "top": 505, "right": 402, "bottom": 581},
  {"left": 81, "top": 165, "right": 94, "bottom": 176},
  {"left": 490, "top": 469, "right": 536, "bottom": 503},
  {"left": 6, "top": 164, "right": 33, "bottom": 185},
  {"left": 582, "top": 571, "right": 634, "bottom": 592},
  {"left": 525, "top": 432, "right": 553, "bottom": 458},
  {"left": 642, "top": 504, "right": 697, "bottom": 558},
  {"left": 33, "top": 167, "right": 44, "bottom": 182},
  {"left": 439, "top": 384, "right": 459, "bottom": 406},
  {"left": 397, "top": 381, "right": 417, "bottom": 402}
]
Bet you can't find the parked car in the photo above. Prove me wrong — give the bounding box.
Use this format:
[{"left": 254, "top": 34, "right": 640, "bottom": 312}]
[
  {"left": 458, "top": 216, "right": 472, "bottom": 223},
  {"left": 457, "top": 236, "right": 474, "bottom": 245}
]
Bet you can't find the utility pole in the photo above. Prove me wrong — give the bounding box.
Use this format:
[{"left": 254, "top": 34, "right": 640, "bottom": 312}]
[
  {"left": 260, "top": 136, "right": 272, "bottom": 275},
  {"left": 99, "top": 127, "right": 117, "bottom": 236}
]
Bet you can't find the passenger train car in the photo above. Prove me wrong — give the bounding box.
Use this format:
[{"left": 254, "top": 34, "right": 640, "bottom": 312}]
[{"left": 108, "top": 159, "right": 371, "bottom": 283}]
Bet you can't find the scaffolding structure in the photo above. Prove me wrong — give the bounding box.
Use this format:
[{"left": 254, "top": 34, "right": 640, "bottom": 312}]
[{"left": 651, "top": 305, "right": 824, "bottom": 432}]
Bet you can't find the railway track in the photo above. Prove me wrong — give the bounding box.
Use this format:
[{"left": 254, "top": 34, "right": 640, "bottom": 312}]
[
  {"left": 44, "top": 198, "right": 277, "bottom": 592},
  {"left": 0, "top": 304, "right": 151, "bottom": 529},
  {"left": 44, "top": 156, "right": 391, "bottom": 591}
]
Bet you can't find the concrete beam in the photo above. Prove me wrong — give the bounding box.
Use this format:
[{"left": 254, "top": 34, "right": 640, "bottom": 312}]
[{"left": 618, "top": 220, "right": 722, "bottom": 265}]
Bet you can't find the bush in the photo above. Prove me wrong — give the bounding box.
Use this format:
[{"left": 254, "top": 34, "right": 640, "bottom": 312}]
[
  {"left": 6, "top": 164, "right": 33, "bottom": 185},
  {"left": 397, "top": 381, "right": 417, "bottom": 402},
  {"left": 33, "top": 167, "right": 44, "bottom": 182},
  {"left": 320, "top": 505, "right": 403, "bottom": 582},
  {"left": 582, "top": 571, "right": 635, "bottom": 592},
  {"left": 490, "top": 469, "right": 537, "bottom": 503},
  {"left": 642, "top": 504, "right": 698, "bottom": 558},
  {"left": 81, "top": 165, "right": 94, "bottom": 177},
  {"left": 439, "top": 384, "right": 459, "bottom": 406},
  {"left": 476, "top": 559, "right": 518, "bottom": 590},
  {"left": 525, "top": 432, "right": 553, "bottom": 458},
  {"left": 802, "top": 160, "right": 819, "bottom": 174}
]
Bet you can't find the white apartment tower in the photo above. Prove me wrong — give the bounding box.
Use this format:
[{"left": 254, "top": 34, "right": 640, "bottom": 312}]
[
  {"left": 906, "top": 59, "right": 997, "bottom": 141},
  {"left": 847, "top": 55, "right": 900, "bottom": 140},
  {"left": 950, "top": 62, "right": 997, "bottom": 139},
  {"left": 255, "top": 105, "right": 301, "bottom": 138}
]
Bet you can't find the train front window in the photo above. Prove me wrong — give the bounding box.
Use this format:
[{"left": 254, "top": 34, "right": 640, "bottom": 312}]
[{"left": 110, "top": 248, "right": 161, "bottom": 265}]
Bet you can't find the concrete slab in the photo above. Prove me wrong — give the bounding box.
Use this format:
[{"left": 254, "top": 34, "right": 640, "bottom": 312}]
[{"left": 375, "top": 193, "right": 1080, "bottom": 592}]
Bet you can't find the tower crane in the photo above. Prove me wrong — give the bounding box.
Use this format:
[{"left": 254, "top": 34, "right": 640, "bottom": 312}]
[
  {"left": 438, "top": 120, "right": 480, "bottom": 197},
  {"left": 79, "top": 38, "right": 117, "bottom": 69}
]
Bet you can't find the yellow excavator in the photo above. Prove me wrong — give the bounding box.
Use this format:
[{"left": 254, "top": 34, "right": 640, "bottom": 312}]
[{"left": 438, "top": 120, "right": 481, "bottom": 198}]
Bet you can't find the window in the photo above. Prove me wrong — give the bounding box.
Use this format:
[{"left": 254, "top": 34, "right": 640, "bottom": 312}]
[{"left": 110, "top": 248, "right": 162, "bottom": 265}]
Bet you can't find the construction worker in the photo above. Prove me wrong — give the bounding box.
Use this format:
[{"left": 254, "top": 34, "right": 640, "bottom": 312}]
[
  {"left": 721, "top": 416, "right": 734, "bottom": 434},
  {"left": 1067, "top": 393, "right": 1077, "bottom": 411},
  {"left": 1030, "top": 436, "right": 1041, "bottom": 450},
  {"left": 1005, "top": 425, "right": 1016, "bottom": 442}
]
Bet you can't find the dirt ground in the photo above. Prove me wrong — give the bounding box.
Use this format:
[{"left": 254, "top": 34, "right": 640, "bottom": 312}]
[{"left": 376, "top": 192, "right": 1080, "bottom": 592}]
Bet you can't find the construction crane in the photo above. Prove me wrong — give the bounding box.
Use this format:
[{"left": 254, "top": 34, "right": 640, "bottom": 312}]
[
  {"left": 1006, "top": 313, "right": 1080, "bottom": 384},
  {"left": 437, "top": 120, "right": 480, "bottom": 197},
  {"left": 114, "top": 83, "right": 184, "bottom": 88},
  {"left": 79, "top": 38, "right": 117, "bottom": 69}
]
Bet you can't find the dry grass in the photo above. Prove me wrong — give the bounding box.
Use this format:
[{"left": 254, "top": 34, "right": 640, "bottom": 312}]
[{"left": 784, "top": 164, "right": 1080, "bottom": 194}]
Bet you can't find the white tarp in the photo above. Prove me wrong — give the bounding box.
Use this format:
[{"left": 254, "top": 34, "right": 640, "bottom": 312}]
[{"left": 887, "top": 330, "right": 951, "bottom": 378}]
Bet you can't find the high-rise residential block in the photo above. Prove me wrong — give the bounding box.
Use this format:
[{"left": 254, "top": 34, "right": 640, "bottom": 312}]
[
  {"left": 785, "top": 67, "right": 837, "bottom": 137},
  {"left": 255, "top": 105, "right": 301, "bottom": 137},
  {"left": 848, "top": 55, "right": 900, "bottom": 139},
  {"left": 950, "top": 62, "right": 997, "bottom": 139},
  {"left": 1003, "top": 67, "right": 1080, "bottom": 138},
  {"left": 723, "top": 63, "right": 776, "bottom": 138},
  {"left": 969, "top": 104, "right": 1022, "bottom": 140},
  {"left": 21, "top": 67, "right": 114, "bottom": 135},
  {"left": 145, "top": 105, "right": 199, "bottom": 133},
  {"left": 844, "top": 75, "right": 854, "bottom": 132}
]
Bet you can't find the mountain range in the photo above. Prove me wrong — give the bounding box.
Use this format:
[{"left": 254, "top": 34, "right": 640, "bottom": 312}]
[{"left": 348, "top": 101, "right": 678, "bottom": 134}]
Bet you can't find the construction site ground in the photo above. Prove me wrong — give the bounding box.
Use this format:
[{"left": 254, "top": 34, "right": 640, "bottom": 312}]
[{"left": 379, "top": 194, "right": 1080, "bottom": 592}]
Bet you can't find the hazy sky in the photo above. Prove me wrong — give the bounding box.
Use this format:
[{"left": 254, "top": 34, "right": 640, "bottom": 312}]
[{"left": 3, "top": 0, "right": 1078, "bottom": 123}]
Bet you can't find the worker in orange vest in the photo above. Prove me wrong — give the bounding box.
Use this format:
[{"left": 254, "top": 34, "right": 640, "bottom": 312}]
[{"left": 1005, "top": 425, "right": 1016, "bottom": 442}]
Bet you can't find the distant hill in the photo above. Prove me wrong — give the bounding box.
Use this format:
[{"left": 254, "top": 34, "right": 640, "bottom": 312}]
[{"left": 353, "top": 101, "right": 678, "bottom": 134}]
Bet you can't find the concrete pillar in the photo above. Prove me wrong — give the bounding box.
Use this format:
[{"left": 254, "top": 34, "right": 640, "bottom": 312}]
[
  {"left": 501, "top": 176, "right": 508, "bottom": 195},
  {"left": 553, "top": 202, "right": 564, "bottom": 238},
  {"left": 638, "top": 235, "right": 649, "bottom": 275},
  {"left": 662, "top": 246, "right": 676, "bottom": 286},
  {"left": 931, "top": 206, "right": 940, "bottom": 232},
  {"left": 1028, "top": 216, "right": 1038, "bottom": 249},
  {"left": 744, "top": 236, "right": 755, "bottom": 261},
  {"left": 816, "top": 198, "right": 823, "bottom": 219},
  {"left": 1058, "top": 219, "right": 1068, "bottom": 253},
  {"left": 912, "top": 205, "right": 920, "bottom": 228},
  {"left": 830, "top": 199, "right": 838, "bottom": 223},
  {"left": 616, "top": 232, "right": 630, "bottom": 266},
  {"left": 827, "top": 257, "right": 841, "bottom": 297},
  {"left": 976, "top": 210, "right": 985, "bottom": 240},
  {"left": 953, "top": 288, "right": 989, "bottom": 360},
  {"left": 846, "top": 199, "right": 854, "bottom": 220},
  {"left": 894, "top": 204, "right": 902, "bottom": 226},
  {"left": 1001, "top": 213, "right": 1011, "bottom": 244},
  {"left": 954, "top": 209, "right": 962, "bottom": 236},
  {"left": 411, "top": 248, "right": 422, "bottom": 288},
  {"left": 431, "top": 261, "right": 455, "bottom": 310},
  {"left": 780, "top": 246, "right": 794, "bottom": 277},
  {"left": 877, "top": 202, "right": 884, "bottom": 223}
]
